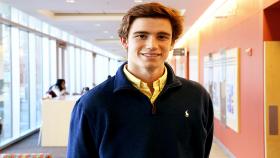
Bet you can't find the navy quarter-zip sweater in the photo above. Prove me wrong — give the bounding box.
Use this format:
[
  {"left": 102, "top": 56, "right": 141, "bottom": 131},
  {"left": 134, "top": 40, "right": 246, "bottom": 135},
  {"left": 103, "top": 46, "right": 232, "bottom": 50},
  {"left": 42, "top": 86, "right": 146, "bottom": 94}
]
[{"left": 67, "top": 63, "right": 214, "bottom": 158}]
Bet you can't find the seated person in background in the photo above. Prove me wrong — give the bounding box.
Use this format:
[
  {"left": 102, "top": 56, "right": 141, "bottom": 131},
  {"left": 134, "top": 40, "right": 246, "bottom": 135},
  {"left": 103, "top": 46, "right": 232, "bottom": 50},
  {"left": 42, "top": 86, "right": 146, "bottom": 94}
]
[
  {"left": 81, "top": 87, "right": 90, "bottom": 95},
  {"left": 72, "top": 87, "right": 90, "bottom": 95},
  {"left": 44, "top": 79, "right": 68, "bottom": 99}
]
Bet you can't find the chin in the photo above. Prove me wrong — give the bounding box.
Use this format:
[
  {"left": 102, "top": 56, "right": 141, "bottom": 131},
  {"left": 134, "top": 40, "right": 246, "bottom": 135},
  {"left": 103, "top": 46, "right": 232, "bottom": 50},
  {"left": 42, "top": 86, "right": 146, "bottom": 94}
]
[{"left": 143, "top": 63, "right": 163, "bottom": 70}]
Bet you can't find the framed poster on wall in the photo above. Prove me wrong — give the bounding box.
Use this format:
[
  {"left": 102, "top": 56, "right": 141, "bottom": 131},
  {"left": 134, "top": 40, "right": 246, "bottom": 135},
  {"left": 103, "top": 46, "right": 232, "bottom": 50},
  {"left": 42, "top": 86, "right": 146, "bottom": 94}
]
[
  {"left": 204, "top": 53, "right": 222, "bottom": 120},
  {"left": 203, "top": 48, "right": 240, "bottom": 133},
  {"left": 225, "top": 48, "right": 240, "bottom": 132},
  {"left": 203, "top": 55, "right": 212, "bottom": 94}
]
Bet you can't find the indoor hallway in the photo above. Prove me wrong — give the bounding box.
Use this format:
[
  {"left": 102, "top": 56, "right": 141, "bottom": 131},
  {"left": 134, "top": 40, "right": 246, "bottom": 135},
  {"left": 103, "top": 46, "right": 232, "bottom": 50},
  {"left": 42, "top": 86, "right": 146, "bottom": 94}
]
[{"left": 1, "top": 132, "right": 231, "bottom": 158}]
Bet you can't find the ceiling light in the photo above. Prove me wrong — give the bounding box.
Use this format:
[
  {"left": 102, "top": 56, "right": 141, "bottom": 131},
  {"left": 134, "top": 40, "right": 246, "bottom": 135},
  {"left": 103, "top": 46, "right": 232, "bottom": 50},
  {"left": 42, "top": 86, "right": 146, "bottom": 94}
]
[
  {"left": 134, "top": 0, "right": 143, "bottom": 3},
  {"left": 48, "top": 13, "right": 124, "bottom": 21},
  {"left": 95, "top": 23, "right": 101, "bottom": 27},
  {"left": 66, "top": 0, "right": 76, "bottom": 3},
  {"left": 103, "top": 30, "right": 109, "bottom": 34},
  {"left": 175, "top": 0, "right": 230, "bottom": 48},
  {"left": 95, "top": 39, "right": 120, "bottom": 44},
  {"left": 179, "top": 9, "right": 186, "bottom": 16},
  {"left": 215, "top": 0, "right": 237, "bottom": 18}
]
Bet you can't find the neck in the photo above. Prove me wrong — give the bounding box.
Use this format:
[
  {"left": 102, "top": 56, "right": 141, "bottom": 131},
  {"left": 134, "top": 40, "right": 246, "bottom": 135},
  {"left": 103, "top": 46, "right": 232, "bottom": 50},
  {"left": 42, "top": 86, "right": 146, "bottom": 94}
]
[{"left": 126, "top": 64, "right": 165, "bottom": 84}]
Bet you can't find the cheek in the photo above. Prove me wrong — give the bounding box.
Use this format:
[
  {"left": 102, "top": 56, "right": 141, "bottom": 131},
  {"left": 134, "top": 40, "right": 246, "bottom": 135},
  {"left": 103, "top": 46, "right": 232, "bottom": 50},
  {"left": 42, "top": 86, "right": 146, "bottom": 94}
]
[
  {"left": 128, "top": 43, "right": 142, "bottom": 53},
  {"left": 160, "top": 45, "right": 172, "bottom": 53},
  {"left": 127, "top": 45, "right": 138, "bottom": 58}
]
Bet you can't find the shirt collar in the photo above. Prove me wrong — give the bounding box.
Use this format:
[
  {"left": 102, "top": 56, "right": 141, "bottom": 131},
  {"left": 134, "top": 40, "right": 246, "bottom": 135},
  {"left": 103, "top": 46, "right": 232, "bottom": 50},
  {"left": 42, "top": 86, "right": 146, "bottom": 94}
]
[
  {"left": 113, "top": 62, "right": 182, "bottom": 93},
  {"left": 123, "top": 65, "right": 167, "bottom": 90}
]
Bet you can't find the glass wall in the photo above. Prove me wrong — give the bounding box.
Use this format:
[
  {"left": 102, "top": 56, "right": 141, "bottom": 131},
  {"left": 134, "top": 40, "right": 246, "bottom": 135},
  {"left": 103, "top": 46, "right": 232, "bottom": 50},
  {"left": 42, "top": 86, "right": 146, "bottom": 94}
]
[
  {"left": 109, "top": 58, "right": 123, "bottom": 76},
  {"left": 19, "top": 30, "right": 30, "bottom": 133},
  {"left": 49, "top": 39, "right": 57, "bottom": 84},
  {"left": 35, "top": 35, "right": 43, "bottom": 126},
  {"left": 94, "top": 55, "right": 123, "bottom": 85},
  {"left": 42, "top": 37, "right": 50, "bottom": 92},
  {"left": 95, "top": 55, "right": 109, "bottom": 85},
  {"left": 84, "top": 52, "right": 94, "bottom": 88},
  {"left": 80, "top": 50, "right": 86, "bottom": 89},
  {"left": 0, "top": 23, "right": 12, "bottom": 144},
  {"left": 65, "top": 46, "right": 75, "bottom": 94},
  {"left": 75, "top": 48, "right": 81, "bottom": 93},
  {"left": 0, "top": 2, "right": 122, "bottom": 148}
]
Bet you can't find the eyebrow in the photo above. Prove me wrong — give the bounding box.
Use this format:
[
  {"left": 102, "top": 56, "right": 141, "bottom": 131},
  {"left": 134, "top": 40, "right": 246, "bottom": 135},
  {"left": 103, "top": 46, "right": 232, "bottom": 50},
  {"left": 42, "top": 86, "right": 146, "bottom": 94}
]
[
  {"left": 133, "top": 31, "right": 171, "bottom": 37},
  {"left": 133, "top": 31, "right": 149, "bottom": 35}
]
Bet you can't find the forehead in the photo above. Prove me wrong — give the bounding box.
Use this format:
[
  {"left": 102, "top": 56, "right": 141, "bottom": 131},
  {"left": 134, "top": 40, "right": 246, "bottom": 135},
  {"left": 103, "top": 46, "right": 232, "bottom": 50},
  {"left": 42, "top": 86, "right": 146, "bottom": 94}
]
[{"left": 129, "top": 18, "right": 172, "bottom": 35}]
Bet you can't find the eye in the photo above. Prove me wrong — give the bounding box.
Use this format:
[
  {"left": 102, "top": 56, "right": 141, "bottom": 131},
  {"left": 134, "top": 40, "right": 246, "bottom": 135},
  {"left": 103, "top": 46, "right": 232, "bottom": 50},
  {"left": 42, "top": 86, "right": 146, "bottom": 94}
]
[
  {"left": 135, "top": 34, "right": 147, "bottom": 40},
  {"left": 158, "top": 35, "right": 170, "bottom": 41}
]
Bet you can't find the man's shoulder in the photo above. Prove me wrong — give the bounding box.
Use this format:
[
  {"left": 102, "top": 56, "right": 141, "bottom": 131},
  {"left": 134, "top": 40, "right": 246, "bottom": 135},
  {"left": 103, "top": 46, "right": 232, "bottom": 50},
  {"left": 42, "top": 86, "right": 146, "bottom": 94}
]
[
  {"left": 87, "top": 77, "right": 114, "bottom": 96},
  {"left": 173, "top": 77, "right": 211, "bottom": 105},
  {"left": 176, "top": 77, "right": 207, "bottom": 93},
  {"left": 78, "top": 77, "right": 115, "bottom": 104}
]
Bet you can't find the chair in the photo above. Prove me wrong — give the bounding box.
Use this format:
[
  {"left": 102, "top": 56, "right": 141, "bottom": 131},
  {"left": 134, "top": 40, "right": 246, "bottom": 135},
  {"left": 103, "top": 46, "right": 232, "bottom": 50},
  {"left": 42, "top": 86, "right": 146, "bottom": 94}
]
[{"left": 0, "top": 153, "right": 52, "bottom": 158}]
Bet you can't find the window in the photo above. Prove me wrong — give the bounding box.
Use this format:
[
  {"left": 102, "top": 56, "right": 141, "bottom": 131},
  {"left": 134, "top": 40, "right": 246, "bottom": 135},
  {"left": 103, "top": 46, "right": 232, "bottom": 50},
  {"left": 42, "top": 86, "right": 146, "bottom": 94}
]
[
  {"left": 95, "top": 55, "right": 109, "bottom": 84},
  {"left": 19, "top": 30, "right": 30, "bottom": 132},
  {"left": 57, "top": 41, "right": 66, "bottom": 79},
  {"left": 35, "top": 35, "right": 43, "bottom": 126},
  {"left": 0, "top": 24, "right": 12, "bottom": 145}
]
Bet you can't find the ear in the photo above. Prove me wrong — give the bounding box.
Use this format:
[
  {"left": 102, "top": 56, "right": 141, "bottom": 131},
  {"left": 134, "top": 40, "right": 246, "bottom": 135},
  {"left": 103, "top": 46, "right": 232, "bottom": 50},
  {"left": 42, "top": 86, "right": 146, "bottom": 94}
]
[{"left": 120, "top": 37, "right": 128, "bottom": 50}]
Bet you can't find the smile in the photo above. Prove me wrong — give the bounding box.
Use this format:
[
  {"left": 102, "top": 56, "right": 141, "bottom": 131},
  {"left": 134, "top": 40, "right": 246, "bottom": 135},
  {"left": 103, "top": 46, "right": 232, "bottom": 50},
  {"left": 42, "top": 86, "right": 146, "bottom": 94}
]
[{"left": 141, "top": 53, "right": 161, "bottom": 57}]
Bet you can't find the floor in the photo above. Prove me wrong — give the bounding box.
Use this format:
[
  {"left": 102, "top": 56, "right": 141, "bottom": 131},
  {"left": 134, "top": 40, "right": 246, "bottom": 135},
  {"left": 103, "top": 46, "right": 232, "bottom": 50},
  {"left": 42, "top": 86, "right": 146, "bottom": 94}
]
[
  {"left": 1, "top": 132, "right": 230, "bottom": 158},
  {"left": 210, "top": 140, "right": 231, "bottom": 158},
  {"left": 1, "top": 133, "right": 66, "bottom": 158}
]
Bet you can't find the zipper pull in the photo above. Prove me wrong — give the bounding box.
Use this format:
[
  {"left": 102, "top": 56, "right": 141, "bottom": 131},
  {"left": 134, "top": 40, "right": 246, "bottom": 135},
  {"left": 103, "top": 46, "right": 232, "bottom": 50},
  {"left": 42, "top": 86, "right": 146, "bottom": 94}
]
[{"left": 152, "top": 104, "right": 157, "bottom": 114}]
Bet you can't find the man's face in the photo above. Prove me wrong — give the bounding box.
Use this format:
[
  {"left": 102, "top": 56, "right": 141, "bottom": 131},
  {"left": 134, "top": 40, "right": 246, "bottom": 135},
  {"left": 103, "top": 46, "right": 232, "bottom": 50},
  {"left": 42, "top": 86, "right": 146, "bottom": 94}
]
[{"left": 121, "top": 18, "right": 173, "bottom": 73}]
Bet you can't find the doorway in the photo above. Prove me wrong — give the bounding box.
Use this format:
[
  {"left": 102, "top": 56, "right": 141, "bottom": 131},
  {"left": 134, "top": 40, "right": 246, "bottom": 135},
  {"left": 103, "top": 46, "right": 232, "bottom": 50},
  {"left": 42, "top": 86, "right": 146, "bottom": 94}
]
[
  {"left": 264, "top": 41, "right": 280, "bottom": 158},
  {"left": 264, "top": 2, "right": 280, "bottom": 157}
]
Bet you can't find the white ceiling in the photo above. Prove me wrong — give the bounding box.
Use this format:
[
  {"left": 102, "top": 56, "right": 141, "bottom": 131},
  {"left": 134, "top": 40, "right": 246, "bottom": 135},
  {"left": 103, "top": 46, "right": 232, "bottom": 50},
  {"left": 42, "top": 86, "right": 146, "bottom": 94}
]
[{"left": 1, "top": 0, "right": 213, "bottom": 58}]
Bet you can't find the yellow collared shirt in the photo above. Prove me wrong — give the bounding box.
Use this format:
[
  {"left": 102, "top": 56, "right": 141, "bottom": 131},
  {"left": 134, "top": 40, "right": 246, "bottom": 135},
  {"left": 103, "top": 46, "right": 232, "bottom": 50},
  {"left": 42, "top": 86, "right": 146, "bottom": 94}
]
[{"left": 123, "top": 65, "right": 167, "bottom": 104}]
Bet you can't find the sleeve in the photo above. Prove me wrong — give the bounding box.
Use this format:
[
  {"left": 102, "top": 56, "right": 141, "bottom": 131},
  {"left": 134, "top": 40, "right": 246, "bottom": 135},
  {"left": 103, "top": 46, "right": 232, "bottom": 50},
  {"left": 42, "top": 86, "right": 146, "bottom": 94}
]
[
  {"left": 67, "top": 100, "right": 99, "bottom": 158},
  {"left": 51, "top": 86, "right": 60, "bottom": 97},
  {"left": 204, "top": 93, "right": 214, "bottom": 158}
]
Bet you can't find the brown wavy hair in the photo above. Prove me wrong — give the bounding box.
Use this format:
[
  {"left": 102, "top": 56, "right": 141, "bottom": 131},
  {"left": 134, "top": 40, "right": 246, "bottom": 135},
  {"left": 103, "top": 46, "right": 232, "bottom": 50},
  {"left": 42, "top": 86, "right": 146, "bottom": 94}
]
[{"left": 118, "top": 2, "right": 184, "bottom": 45}]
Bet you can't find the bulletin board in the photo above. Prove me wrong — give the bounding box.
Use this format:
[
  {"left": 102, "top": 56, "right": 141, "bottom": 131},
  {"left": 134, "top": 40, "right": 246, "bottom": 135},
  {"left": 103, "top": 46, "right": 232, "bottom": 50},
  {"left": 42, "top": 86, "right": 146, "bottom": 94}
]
[{"left": 204, "top": 48, "right": 240, "bottom": 132}]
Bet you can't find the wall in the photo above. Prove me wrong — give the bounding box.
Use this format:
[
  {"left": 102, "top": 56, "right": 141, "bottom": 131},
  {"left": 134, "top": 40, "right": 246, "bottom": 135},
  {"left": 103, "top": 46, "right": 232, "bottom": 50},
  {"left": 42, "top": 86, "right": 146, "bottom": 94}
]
[{"left": 190, "top": 0, "right": 278, "bottom": 157}]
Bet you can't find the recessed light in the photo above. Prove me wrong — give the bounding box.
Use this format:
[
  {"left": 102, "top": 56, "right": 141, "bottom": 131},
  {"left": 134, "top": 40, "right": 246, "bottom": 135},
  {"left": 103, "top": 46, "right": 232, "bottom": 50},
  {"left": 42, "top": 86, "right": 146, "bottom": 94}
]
[
  {"left": 134, "top": 0, "right": 143, "bottom": 3},
  {"left": 180, "top": 9, "right": 186, "bottom": 16},
  {"left": 66, "top": 0, "right": 75, "bottom": 3},
  {"left": 103, "top": 30, "right": 109, "bottom": 34},
  {"left": 95, "top": 23, "right": 101, "bottom": 27},
  {"left": 110, "top": 36, "right": 114, "bottom": 39}
]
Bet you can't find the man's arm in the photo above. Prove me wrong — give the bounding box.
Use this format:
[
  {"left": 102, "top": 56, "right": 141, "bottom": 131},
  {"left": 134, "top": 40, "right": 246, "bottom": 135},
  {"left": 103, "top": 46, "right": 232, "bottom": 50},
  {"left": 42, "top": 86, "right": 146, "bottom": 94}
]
[
  {"left": 204, "top": 94, "right": 214, "bottom": 158},
  {"left": 67, "top": 100, "right": 99, "bottom": 158}
]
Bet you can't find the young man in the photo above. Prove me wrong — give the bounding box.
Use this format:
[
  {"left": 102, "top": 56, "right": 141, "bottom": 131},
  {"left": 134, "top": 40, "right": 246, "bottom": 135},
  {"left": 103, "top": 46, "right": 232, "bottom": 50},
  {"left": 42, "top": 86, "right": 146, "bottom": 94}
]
[{"left": 67, "top": 2, "right": 213, "bottom": 158}]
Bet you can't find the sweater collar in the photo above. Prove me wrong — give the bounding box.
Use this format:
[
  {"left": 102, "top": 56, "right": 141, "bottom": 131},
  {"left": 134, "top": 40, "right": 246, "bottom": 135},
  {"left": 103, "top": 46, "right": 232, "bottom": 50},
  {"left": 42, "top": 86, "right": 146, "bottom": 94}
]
[{"left": 113, "top": 62, "right": 182, "bottom": 93}]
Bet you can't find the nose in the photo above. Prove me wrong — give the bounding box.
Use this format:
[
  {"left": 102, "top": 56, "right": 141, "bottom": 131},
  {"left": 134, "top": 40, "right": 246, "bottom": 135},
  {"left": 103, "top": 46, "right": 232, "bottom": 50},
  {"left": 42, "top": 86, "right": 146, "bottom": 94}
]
[{"left": 145, "top": 36, "right": 158, "bottom": 50}]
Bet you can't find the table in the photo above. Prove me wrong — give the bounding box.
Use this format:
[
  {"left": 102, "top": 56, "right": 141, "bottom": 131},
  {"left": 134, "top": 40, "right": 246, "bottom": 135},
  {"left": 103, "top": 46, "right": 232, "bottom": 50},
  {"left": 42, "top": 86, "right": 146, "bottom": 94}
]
[{"left": 41, "top": 95, "right": 81, "bottom": 146}]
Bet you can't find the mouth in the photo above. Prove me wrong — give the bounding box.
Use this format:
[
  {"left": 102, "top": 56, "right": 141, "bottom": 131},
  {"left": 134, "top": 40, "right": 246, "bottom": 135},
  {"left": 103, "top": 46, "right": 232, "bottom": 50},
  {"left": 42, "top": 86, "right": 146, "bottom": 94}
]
[{"left": 141, "top": 53, "right": 161, "bottom": 57}]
